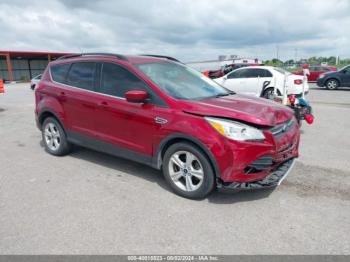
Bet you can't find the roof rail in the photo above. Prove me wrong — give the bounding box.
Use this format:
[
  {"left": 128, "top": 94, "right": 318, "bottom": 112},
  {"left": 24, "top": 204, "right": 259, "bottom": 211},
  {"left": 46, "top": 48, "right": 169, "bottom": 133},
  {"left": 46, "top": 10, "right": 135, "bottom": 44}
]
[
  {"left": 140, "top": 54, "right": 181, "bottom": 63},
  {"left": 57, "top": 53, "right": 129, "bottom": 61}
]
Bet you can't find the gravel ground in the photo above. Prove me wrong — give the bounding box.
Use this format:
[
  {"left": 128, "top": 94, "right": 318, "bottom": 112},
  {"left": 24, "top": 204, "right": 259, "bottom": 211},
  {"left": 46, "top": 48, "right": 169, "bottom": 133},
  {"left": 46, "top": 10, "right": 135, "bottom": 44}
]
[{"left": 0, "top": 83, "right": 349, "bottom": 254}]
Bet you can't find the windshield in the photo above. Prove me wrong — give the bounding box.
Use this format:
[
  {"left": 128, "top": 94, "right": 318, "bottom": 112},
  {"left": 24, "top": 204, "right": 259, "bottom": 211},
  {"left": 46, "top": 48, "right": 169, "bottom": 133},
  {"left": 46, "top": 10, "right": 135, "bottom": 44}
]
[
  {"left": 135, "top": 62, "right": 232, "bottom": 100},
  {"left": 339, "top": 65, "right": 350, "bottom": 72}
]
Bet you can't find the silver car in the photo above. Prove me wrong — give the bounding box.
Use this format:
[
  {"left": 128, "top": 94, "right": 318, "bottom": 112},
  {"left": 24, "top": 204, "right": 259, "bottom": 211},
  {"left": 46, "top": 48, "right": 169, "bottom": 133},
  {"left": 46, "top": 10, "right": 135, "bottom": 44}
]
[{"left": 30, "top": 74, "right": 42, "bottom": 90}]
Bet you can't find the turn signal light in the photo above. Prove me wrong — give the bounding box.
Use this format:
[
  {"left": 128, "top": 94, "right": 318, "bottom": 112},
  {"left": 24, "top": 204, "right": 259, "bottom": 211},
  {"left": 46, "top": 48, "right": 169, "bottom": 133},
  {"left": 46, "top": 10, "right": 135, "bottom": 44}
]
[{"left": 294, "top": 79, "right": 303, "bottom": 85}]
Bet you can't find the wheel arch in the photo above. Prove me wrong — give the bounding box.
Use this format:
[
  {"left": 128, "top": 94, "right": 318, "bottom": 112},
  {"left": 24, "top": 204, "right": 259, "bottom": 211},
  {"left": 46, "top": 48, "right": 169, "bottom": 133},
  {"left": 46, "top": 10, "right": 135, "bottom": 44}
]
[
  {"left": 38, "top": 109, "right": 65, "bottom": 131},
  {"left": 153, "top": 133, "right": 221, "bottom": 179}
]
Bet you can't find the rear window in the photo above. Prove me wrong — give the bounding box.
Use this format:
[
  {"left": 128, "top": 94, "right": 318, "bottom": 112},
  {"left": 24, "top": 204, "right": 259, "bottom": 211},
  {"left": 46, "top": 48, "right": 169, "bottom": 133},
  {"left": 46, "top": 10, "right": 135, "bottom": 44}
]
[
  {"left": 50, "top": 63, "right": 71, "bottom": 83},
  {"left": 66, "top": 62, "right": 96, "bottom": 91}
]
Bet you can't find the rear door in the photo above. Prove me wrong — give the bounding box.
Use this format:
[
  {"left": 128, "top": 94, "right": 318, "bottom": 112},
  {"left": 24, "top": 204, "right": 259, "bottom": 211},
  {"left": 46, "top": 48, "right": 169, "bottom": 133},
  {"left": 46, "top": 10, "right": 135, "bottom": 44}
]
[
  {"left": 308, "top": 67, "right": 319, "bottom": 82},
  {"left": 61, "top": 62, "right": 99, "bottom": 137},
  {"left": 251, "top": 68, "right": 273, "bottom": 96}
]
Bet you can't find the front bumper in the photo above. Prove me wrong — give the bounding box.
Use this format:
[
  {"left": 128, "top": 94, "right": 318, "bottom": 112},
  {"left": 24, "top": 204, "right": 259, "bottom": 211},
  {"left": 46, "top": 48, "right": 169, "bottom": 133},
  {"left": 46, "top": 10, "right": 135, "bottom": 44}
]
[
  {"left": 220, "top": 158, "right": 295, "bottom": 190},
  {"left": 214, "top": 118, "right": 300, "bottom": 185},
  {"left": 317, "top": 78, "right": 326, "bottom": 87}
]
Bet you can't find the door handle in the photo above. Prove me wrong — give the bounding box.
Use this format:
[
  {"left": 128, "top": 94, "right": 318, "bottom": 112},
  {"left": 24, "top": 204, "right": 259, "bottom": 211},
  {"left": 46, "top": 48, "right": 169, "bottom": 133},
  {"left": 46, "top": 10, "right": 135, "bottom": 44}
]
[{"left": 98, "top": 101, "right": 109, "bottom": 109}]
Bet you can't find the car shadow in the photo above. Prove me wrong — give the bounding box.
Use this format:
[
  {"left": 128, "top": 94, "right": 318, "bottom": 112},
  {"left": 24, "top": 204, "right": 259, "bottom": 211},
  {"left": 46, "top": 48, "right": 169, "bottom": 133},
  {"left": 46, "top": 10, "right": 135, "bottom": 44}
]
[
  {"left": 311, "top": 87, "right": 350, "bottom": 91},
  {"left": 40, "top": 141, "right": 275, "bottom": 204},
  {"left": 208, "top": 188, "right": 274, "bottom": 204},
  {"left": 69, "top": 145, "right": 171, "bottom": 192}
]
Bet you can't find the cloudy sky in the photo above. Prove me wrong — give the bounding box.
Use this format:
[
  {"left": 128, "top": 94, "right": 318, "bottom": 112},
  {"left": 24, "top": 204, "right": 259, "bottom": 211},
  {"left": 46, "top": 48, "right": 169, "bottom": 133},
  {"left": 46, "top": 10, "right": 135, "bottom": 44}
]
[{"left": 0, "top": 0, "right": 349, "bottom": 62}]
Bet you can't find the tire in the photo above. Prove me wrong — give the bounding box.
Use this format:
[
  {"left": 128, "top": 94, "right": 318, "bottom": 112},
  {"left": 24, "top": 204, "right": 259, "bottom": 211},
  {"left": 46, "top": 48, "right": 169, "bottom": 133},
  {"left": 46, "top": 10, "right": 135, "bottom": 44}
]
[
  {"left": 162, "top": 142, "right": 215, "bottom": 199},
  {"left": 42, "top": 117, "right": 71, "bottom": 156},
  {"left": 325, "top": 79, "right": 339, "bottom": 90},
  {"left": 262, "top": 87, "right": 280, "bottom": 99},
  {"left": 30, "top": 84, "right": 35, "bottom": 90}
]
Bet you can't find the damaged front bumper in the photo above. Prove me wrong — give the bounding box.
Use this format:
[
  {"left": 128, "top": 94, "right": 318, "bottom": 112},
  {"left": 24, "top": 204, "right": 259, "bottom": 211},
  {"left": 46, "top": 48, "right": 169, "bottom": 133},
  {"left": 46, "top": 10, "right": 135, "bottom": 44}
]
[{"left": 220, "top": 158, "right": 295, "bottom": 190}]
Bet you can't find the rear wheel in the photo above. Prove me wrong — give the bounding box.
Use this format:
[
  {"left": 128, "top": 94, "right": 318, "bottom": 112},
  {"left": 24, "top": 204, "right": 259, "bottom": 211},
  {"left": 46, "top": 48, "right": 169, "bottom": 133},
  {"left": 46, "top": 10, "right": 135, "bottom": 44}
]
[
  {"left": 42, "top": 117, "right": 71, "bottom": 156},
  {"left": 162, "top": 142, "right": 215, "bottom": 199},
  {"left": 262, "top": 88, "right": 280, "bottom": 99},
  {"left": 325, "top": 79, "right": 339, "bottom": 90}
]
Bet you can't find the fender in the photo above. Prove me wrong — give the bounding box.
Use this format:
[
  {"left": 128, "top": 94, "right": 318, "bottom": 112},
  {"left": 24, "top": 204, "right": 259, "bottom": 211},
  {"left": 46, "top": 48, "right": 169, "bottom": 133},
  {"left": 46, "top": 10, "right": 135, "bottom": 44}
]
[
  {"left": 153, "top": 133, "right": 221, "bottom": 179},
  {"left": 37, "top": 96, "right": 66, "bottom": 129},
  {"left": 37, "top": 108, "right": 66, "bottom": 131},
  {"left": 324, "top": 76, "right": 342, "bottom": 85}
]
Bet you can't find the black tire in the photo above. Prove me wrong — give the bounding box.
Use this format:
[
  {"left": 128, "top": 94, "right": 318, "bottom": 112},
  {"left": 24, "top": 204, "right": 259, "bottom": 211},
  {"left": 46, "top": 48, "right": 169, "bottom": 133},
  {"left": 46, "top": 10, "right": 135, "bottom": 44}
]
[
  {"left": 30, "top": 84, "right": 35, "bottom": 90},
  {"left": 42, "top": 117, "right": 71, "bottom": 156},
  {"left": 262, "top": 87, "right": 280, "bottom": 99},
  {"left": 325, "top": 79, "right": 339, "bottom": 90},
  {"left": 162, "top": 142, "right": 215, "bottom": 199}
]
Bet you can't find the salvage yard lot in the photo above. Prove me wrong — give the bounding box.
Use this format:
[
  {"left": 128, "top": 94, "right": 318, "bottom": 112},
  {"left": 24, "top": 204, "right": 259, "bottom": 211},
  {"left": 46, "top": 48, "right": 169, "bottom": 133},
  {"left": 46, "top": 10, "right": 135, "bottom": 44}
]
[{"left": 0, "top": 83, "right": 349, "bottom": 254}]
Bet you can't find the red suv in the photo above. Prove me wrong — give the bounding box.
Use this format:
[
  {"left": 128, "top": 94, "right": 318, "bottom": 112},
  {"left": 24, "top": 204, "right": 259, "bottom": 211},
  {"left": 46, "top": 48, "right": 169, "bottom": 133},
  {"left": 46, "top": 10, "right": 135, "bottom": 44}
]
[{"left": 35, "top": 53, "right": 300, "bottom": 199}]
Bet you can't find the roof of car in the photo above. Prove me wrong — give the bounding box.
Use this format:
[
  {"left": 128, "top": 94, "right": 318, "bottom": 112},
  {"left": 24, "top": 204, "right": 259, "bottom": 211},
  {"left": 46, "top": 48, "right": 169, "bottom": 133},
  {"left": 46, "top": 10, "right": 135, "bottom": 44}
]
[
  {"left": 233, "top": 65, "right": 275, "bottom": 70},
  {"left": 51, "top": 53, "right": 179, "bottom": 65}
]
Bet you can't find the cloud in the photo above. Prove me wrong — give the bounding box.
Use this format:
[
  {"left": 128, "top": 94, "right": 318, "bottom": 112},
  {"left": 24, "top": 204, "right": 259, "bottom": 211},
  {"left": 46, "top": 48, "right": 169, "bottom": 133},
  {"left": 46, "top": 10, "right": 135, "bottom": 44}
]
[{"left": 0, "top": 0, "right": 349, "bottom": 61}]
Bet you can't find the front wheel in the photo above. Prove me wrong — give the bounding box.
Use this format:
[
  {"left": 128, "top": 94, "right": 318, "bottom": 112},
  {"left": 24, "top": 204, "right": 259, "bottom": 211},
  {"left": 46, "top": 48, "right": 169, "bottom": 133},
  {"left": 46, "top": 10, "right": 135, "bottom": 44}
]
[
  {"left": 325, "top": 79, "right": 339, "bottom": 90},
  {"left": 162, "top": 142, "right": 215, "bottom": 199}
]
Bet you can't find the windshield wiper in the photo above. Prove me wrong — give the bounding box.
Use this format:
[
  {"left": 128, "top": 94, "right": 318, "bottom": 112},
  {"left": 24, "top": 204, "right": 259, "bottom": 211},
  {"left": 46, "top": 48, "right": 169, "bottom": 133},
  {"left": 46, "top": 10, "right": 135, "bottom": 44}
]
[{"left": 215, "top": 91, "right": 235, "bottom": 98}]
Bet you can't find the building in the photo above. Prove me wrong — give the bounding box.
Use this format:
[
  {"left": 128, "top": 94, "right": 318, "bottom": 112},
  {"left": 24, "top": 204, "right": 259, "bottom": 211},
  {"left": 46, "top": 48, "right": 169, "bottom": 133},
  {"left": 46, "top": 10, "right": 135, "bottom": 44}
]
[{"left": 0, "top": 51, "right": 71, "bottom": 82}]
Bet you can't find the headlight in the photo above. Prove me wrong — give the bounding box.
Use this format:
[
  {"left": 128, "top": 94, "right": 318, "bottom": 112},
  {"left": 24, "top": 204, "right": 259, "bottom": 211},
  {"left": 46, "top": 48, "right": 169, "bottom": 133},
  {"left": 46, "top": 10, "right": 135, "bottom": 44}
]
[
  {"left": 319, "top": 74, "right": 325, "bottom": 79},
  {"left": 205, "top": 117, "right": 265, "bottom": 141}
]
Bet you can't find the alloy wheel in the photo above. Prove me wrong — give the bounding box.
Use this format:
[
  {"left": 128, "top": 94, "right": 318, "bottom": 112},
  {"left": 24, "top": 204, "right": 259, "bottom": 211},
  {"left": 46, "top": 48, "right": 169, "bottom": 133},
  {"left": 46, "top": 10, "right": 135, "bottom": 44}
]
[
  {"left": 168, "top": 151, "right": 204, "bottom": 192},
  {"left": 44, "top": 122, "right": 61, "bottom": 151},
  {"left": 327, "top": 80, "right": 338, "bottom": 89}
]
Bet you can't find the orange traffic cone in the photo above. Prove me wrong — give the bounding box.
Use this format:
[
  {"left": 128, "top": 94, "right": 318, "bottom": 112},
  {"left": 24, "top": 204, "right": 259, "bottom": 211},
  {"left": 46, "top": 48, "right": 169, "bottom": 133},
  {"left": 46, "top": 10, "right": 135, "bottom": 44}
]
[{"left": 0, "top": 79, "right": 4, "bottom": 93}]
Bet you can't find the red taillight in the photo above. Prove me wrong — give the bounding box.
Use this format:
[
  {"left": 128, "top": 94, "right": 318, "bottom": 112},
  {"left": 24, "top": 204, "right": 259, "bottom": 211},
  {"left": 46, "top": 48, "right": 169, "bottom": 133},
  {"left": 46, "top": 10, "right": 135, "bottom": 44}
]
[
  {"left": 294, "top": 79, "right": 302, "bottom": 85},
  {"left": 288, "top": 95, "right": 296, "bottom": 105}
]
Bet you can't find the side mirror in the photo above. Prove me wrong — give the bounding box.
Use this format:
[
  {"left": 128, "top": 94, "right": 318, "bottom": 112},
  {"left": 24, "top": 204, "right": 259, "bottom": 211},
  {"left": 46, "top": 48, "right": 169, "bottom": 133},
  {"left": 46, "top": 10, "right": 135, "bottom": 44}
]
[{"left": 125, "top": 90, "right": 148, "bottom": 103}]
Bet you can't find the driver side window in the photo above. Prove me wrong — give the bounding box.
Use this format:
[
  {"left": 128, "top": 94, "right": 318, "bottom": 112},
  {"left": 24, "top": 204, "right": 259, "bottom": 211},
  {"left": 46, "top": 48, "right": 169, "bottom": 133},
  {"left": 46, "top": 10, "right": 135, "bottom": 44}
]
[
  {"left": 98, "top": 62, "right": 166, "bottom": 106},
  {"left": 100, "top": 62, "right": 147, "bottom": 97}
]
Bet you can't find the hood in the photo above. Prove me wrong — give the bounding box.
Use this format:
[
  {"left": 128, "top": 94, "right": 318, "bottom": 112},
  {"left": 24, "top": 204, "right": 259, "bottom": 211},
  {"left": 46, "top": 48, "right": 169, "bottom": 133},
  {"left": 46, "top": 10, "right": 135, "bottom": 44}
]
[
  {"left": 181, "top": 94, "right": 294, "bottom": 127},
  {"left": 324, "top": 70, "right": 339, "bottom": 76}
]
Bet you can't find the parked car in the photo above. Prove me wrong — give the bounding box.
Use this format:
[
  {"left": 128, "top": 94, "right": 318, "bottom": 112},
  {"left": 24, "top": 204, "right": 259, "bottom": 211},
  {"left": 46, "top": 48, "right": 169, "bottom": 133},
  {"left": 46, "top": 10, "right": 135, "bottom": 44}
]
[
  {"left": 30, "top": 74, "right": 42, "bottom": 90},
  {"left": 205, "top": 63, "right": 258, "bottom": 79},
  {"left": 35, "top": 53, "right": 300, "bottom": 199},
  {"left": 293, "top": 65, "right": 337, "bottom": 82},
  {"left": 214, "top": 66, "right": 309, "bottom": 98},
  {"left": 317, "top": 65, "right": 350, "bottom": 90}
]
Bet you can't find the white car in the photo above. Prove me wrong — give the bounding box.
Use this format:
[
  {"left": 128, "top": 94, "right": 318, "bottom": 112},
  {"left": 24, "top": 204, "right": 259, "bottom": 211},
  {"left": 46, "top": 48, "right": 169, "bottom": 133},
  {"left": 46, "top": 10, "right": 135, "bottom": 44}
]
[
  {"left": 30, "top": 74, "right": 42, "bottom": 90},
  {"left": 214, "top": 66, "right": 309, "bottom": 98}
]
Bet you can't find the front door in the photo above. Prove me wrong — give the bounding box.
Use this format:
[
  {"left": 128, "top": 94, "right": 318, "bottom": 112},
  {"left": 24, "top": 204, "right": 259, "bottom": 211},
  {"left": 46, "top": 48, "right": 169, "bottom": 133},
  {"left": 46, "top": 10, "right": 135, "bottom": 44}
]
[
  {"left": 93, "top": 62, "right": 167, "bottom": 157},
  {"left": 340, "top": 67, "right": 350, "bottom": 86}
]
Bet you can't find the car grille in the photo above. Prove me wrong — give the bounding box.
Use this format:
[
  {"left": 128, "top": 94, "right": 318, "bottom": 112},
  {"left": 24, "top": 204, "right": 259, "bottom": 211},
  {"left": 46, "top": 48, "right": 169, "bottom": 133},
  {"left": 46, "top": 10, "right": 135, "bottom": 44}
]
[{"left": 269, "top": 118, "right": 296, "bottom": 137}]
